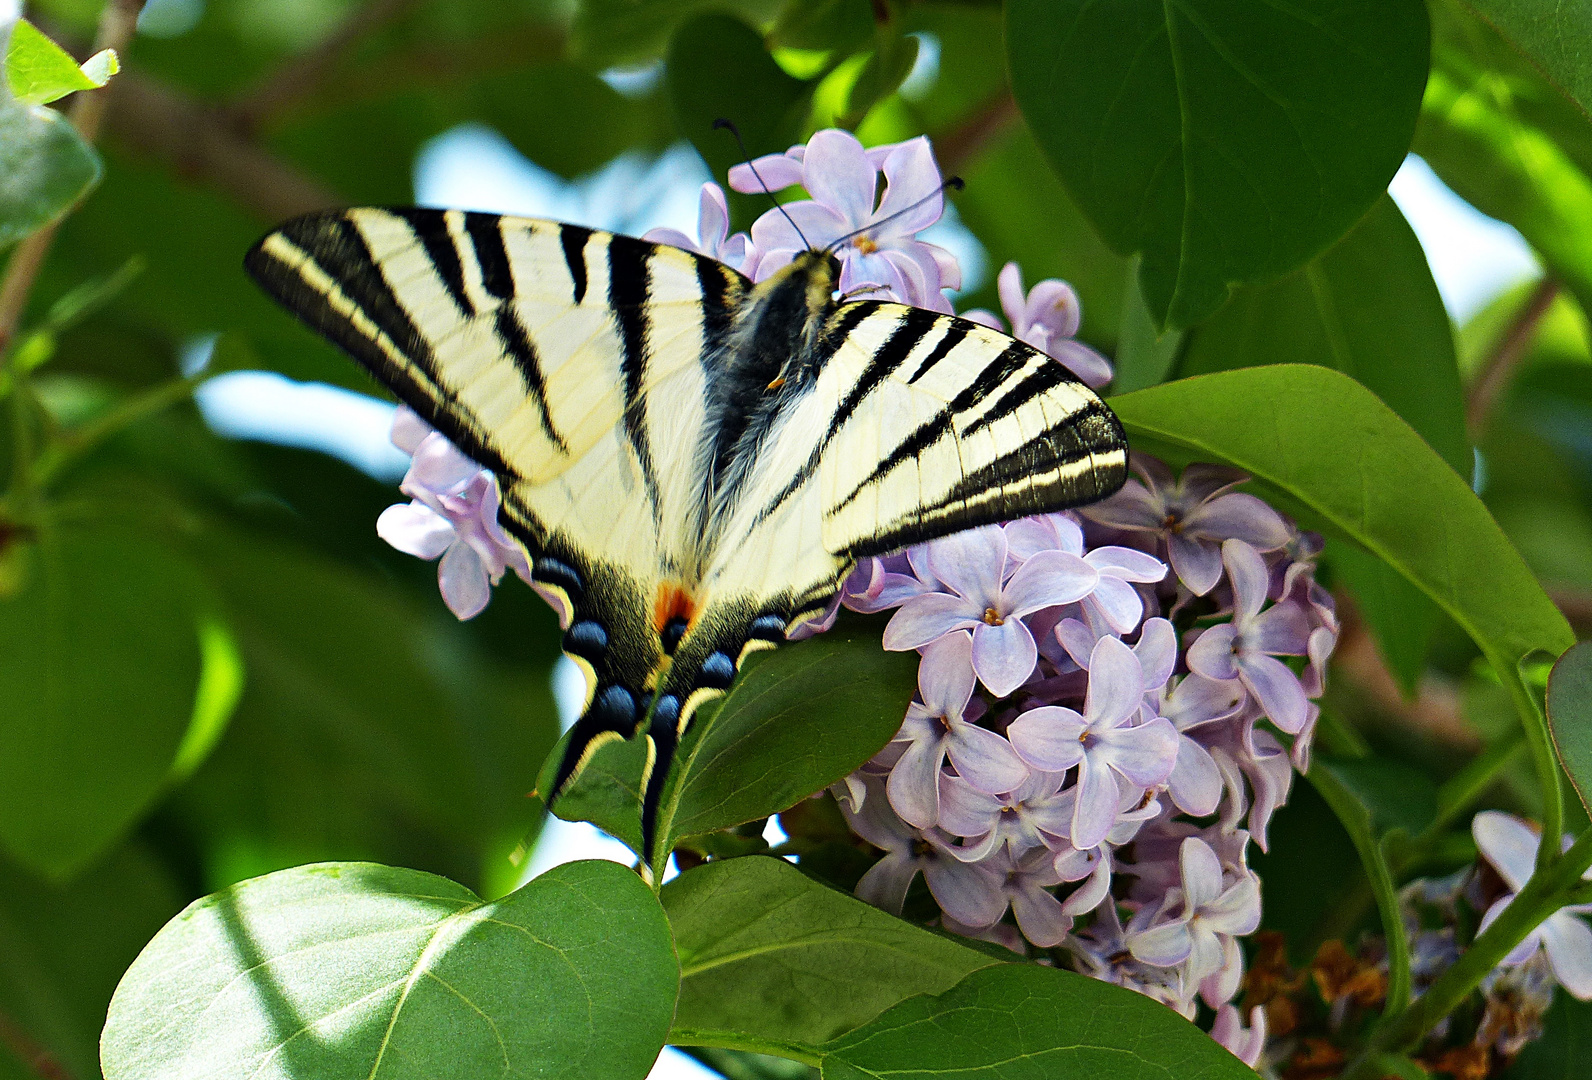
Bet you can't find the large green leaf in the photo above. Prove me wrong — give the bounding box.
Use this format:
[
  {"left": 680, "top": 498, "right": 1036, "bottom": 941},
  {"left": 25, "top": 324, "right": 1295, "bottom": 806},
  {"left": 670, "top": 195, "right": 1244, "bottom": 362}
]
[
  {"left": 1005, "top": 0, "right": 1428, "bottom": 331},
  {"left": 1179, "top": 196, "right": 1466, "bottom": 689},
  {"left": 572, "top": 0, "right": 786, "bottom": 70},
  {"left": 663, "top": 856, "right": 995, "bottom": 1049},
  {"left": 0, "top": 99, "right": 100, "bottom": 250},
  {"left": 818, "top": 963, "right": 1255, "bottom": 1079},
  {"left": 542, "top": 620, "right": 917, "bottom": 874},
  {"left": 1547, "top": 640, "right": 1592, "bottom": 817},
  {"left": 1110, "top": 365, "right": 1574, "bottom": 673},
  {"left": 0, "top": 520, "right": 203, "bottom": 879},
  {"left": 1419, "top": 2, "right": 1592, "bottom": 317},
  {"left": 666, "top": 13, "right": 813, "bottom": 230},
  {"left": 1455, "top": 0, "right": 1592, "bottom": 122},
  {"left": 101, "top": 860, "right": 680, "bottom": 1080},
  {"left": 0, "top": 841, "right": 184, "bottom": 1080}
]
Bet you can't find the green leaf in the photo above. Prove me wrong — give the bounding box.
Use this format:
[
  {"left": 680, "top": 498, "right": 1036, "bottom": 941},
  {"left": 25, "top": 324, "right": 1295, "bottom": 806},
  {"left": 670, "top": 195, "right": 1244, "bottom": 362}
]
[
  {"left": 1178, "top": 196, "right": 1466, "bottom": 690},
  {"left": 666, "top": 13, "right": 813, "bottom": 229},
  {"left": 818, "top": 963, "right": 1256, "bottom": 1079},
  {"left": 1110, "top": 365, "right": 1575, "bottom": 676},
  {"left": 1452, "top": 0, "right": 1592, "bottom": 123},
  {"left": 572, "top": 0, "right": 787, "bottom": 70},
  {"left": 0, "top": 99, "right": 100, "bottom": 251},
  {"left": 663, "top": 856, "right": 995, "bottom": 1049},
  {"left": 1005, "top": 0, "right": 1429, "bottom": 330},
  {"left": 1547, "top": 639, "right": 1592, "bottom": 818},
  {"left": 101, "top": 860, "right": 680, "bottom": 1080},
  {"left": 1418, "top": 3, "right": 1592, "bottom": 318},
  {"left": 0, "top": 840, "right": 184, "bottom": 1080},
  {"left": 0, "top": 520, "right": 203, "bottom": 879},
  {"left": 5, "top": 20, "right": 117, "bottom": 106},
  {"left": 542, "top": 620, "right": 918, "bottom": 872},
  {"left": 1110, "top": 256, "right": 1183, "bottom": 394},
  {"left": 168, "top": 611, "right": 245, "bottom": 783}
]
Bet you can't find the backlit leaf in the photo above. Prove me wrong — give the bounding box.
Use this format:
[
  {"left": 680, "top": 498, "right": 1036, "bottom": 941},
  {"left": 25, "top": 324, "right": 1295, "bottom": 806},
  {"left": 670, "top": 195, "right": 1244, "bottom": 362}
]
[{"left": 1546, "top": 640, "right": 1592, "bottom": 817}]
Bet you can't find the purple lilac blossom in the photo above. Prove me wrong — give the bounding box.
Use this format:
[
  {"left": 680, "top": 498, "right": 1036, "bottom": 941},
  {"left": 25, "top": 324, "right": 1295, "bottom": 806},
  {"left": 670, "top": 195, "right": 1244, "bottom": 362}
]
[
  {"left": 962, "top": 261, "right": 1114, "bottom": 388},
  {"left": 1473, "top": 811, "right": 1592, "bottom": 999},
  {"left": 642, "top": 182, "right": 755, "bottom": 274},
  {"left": 1082, "top": 456, "right": 1291, "bottom": 596}
]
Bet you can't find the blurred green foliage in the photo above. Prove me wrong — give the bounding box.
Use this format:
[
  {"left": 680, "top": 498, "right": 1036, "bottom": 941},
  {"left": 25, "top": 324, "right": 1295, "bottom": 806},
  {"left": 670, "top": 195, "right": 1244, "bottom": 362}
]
[{"left": 3, "top": 0, "right": 1592, "bottom": 1077}]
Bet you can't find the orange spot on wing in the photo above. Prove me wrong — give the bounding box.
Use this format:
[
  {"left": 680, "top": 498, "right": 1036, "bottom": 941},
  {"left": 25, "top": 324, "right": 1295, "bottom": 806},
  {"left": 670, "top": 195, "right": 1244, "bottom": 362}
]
[{"left": 653, "top": 582, "right": 698, "bottom": 633}]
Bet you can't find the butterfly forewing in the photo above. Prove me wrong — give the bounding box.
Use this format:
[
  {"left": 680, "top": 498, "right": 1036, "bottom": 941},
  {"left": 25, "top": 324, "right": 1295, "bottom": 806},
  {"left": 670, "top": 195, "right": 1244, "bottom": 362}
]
[{"left": 247, "top": 212, "right": 1128, "bottom": 866}]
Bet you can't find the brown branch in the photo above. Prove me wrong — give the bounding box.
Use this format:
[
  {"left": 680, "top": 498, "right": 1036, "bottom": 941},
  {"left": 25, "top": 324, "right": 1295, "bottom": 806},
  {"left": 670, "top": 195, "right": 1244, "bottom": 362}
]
[
  {"left": 1466, "top": 275, "right": 1560, "bottom": 437},
  {"left": 931, "top": 87, "right": 1020, "bottom": 176},
  {"left": 104, "top": 69, "right": 340, "bottom": 219},
  {"left": 226, "top": 0, "right": 425, "bottom": 135},
  {"left": 0, "top": 1009, "right": 73, "bottom": 1080},
  {"left": 0, "top": 0, "right": 146, "bottom": 358}
]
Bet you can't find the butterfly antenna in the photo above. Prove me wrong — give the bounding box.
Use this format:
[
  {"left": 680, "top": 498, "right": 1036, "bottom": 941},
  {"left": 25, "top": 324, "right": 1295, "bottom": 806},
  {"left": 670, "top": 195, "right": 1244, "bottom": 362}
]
[
  {"left": 713, "top": 118, "right": 812, "bottom": 250},
  {"left": 826, "top": 176, "right": 965, "bottom": 254}
]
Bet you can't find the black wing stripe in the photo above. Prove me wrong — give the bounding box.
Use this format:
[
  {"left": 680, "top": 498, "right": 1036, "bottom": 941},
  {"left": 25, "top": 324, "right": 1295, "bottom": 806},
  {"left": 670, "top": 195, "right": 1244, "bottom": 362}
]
[
  {"left": 464, "top": 212, "right": 515, "bottom": 300},
  {"left": 822, "top": 306, "right": 939, "bottom": 445},
  {"left": 696, "top": 258, "right": 737, "bottom": 356},
  {"left": 905, "top": 320, "right": 968, "bottom": 384},
  {"left": 561, "top": 224, "right": 592, "bottom": 304},
  {"left": 495, "top": 305, "right": 571, "bottom": 455},
  {"left": 607, "top": 235, "right": 662, "bottom": 517},
  {"left": 388, "top": 208, "right": 471, "bottom": 316},
  {"left": 961, "top": 356, "right": 1073, "bottom": 438}
]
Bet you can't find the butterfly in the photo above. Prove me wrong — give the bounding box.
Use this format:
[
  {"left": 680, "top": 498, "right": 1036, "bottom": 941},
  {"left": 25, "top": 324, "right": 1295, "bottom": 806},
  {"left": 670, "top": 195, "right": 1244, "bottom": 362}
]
[{"left": 245, "top": 207, "right": 1128, "bottom": 864}]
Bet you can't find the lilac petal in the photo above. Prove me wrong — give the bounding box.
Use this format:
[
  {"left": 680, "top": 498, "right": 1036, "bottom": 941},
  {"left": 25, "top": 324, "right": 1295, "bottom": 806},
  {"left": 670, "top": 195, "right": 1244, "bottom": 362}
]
[
  {"left": 960, "top": 308, "right": 1003, "bottom": 331},
  {"left": 1005, "top": 514, "right": 1082, "bottom": 562},
  {"left": 1060, "top": 855, "right": 1112, "bottom": 918},
  {"left": 377, "top": 502, "right": 456, "bottom": 559},
  {"left": 1180, "top": 838, "right": 1224, "bottom": 910},
  {"left": 878, "top": 248, "right": 942, "bottom": 309},
  {"left": 1169, "top": 737, "right": 1223, "bottom": 817},
  {"left": 1043, "top": 340, "right": 1113, "bottom": 389},
  {"left": 924, "top": 527, "right": 1007, "bottom": 608},
  {"left": 874, "top": 137, "right": 944, "bottom": 234},
  {"left": 1222, "top": 540, "right": 1270, "bottom": 622},
  {"left": 1473, "top": 811, "right": 1541, "bottom": 893},
  {"left": 1540, "top": 912, "right": 1592, "bottom": 999},
  {"left": 881, "top": 595, "right": 979, "bottom": 651},
  {"left": 921, "top": 240, "right": 961, "bottom": 292},
  {"left": 1168, "top": 533, "right": 1225, "bottom": 596},
  {"left": 390, "top": 405, "right": 433, "bottom": 453},
  {"left": 1085, "top": 636, "right": 1145, "bottom": 728},
  {"left": 1205, "top": 876, "right": 1263, "bottom": 936},
  {"left": 1187, "top": 925, "right": 1226, "bottom": 984},
  {"left": 407, "top": 431, "right": 482, "bottom": 493},
  {"left": 1023, "top": 279, "right": 1083, "bottom": 341},
  {"left": 1250, "top": 601, "right": 1312, "bottom": 655},
  {"left": 1011, "top": 883, "right": 1072, "bottom": 947},
  {"left": 728, "top": 153, "right": 805, "bottom": 193},
  {"left": 1080, "top": 481, "right": 1162, "bottom": 531},
  {"left": 1238, "top": 653, "right": 1309, "bottom": 734},
  {"left": 438, "top": 540, "right": 491, "bottom": 619},
  {"left": 1070, "top": 757, "right": 1121, "bottom": 850},
  {"left": 801, "top": 129, "right": 877, "bottom": 226},
  {"left": 841, "top": 248, "right": 915, "bottom": 305},
  {"left": 1055, "top": 618, "right": 1098, "bottom": 669},
  {"left": 1185, "top": 491, "right": 1291, "bottom": 549},
  {"left": 1053, "top": 844, "right": 1097, "bottom": 882},
  {"left": 1166, "top": 674, "right": 1245, "bottom": 730},
  {"left": 697, "top": 182, "right": 730, "bottom": 247},
  {"left": 1128, "top": 919, "right": 1192, "bottom": 967},
  {"left": 1084, "top": 576, "right": 1146, "bottom": 635},
  {"left": 1134, "top": 618, "right": 1178, "bottom": 691},
  {"left": 1211, "top": 1005, "right": 1266, "bottom": 1068},
  {"left": 1479, "top": 895, "right": 1542, "bottom": 966},
  {"left": 1186, "top": 624, "right": 1240, "bottom": 681},
  {"left": 1008, "top": 706, "right": 1087, "bottom": 773},
  {"left": 886, "top": 737, "right": 946, "bottom": 828},
  {"left": 843, "top": 787, "right": 913, "bottom": 851},
  {"left": 750, "top": 199, "right": 848, "bottom": 252},
  {"left": 924, "top": 858, "right": 1007, "bottom": 928},
  {"left": 1099, "top": 718, "right": 1178, "bottom": 786},
  {"left": 995, "top": 262, "right": 1025, "bottom": 329},
  {"left": 1002, "top": 549, "right": 1098, "bottom": 616},
  {"left": 944, "top": 722, "right": 1029, "bottom": 795},
  {"left": 1200, "top": 934, "right": 1245, "bottom": 1008},
  {"left": 1179, "top": 462, "right": 1249, "bottom": 503},
  {"left": 917, "top": 631, "right": 977, "bottom": 716},
  {"left": 937, "top": 774, "right": 1003, "bottom": 836},
  {"left": 856, "top": 855, "right": 920, "bottom": 915},
  {"left": 970, "top": 619, "right": 1038, "bottom": 696},
  {"left": 642, "top": 225, "right": 701, "bottom": 253},
  {"left": 1086, "top": 546, "right": 1167, "bottom": 583}
]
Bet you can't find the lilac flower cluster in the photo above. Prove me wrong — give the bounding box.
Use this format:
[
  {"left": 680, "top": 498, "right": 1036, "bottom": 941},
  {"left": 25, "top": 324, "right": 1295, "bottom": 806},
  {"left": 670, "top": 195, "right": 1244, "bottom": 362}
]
[{"left": 830, "top": 455, "right": 1336, "bottom": 1062}]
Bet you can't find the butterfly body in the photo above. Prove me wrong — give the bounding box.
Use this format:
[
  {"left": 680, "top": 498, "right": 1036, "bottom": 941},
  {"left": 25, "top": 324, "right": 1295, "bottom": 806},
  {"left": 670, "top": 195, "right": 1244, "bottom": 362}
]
[{"left": 246, "top": 207, "right": 1128, "bottom": 862}]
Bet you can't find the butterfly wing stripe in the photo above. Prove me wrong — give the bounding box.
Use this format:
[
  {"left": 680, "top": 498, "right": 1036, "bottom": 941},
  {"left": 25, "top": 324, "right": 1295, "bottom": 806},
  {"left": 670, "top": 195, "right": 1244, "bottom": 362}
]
[
  {"left": 494, "top": 305, "right": 570, "bottom": 455},
  {"left": 606, "top": 234, "right": 663, "bottom": 523},
  {"left": 387, "top": 207, "right": 472, "bottom": 317},
  {"left": 960, "top": 355, "right": 1073, "bottom": 438},
  {"left": 695, "top": 258, "right": 739, "bottom": 355},
  {"left": 904, "top": 320, "right": 968, "bottom": 384},
  {"left": 560, "top": 224, "right": 592, "bottom": 303},
  {"left": 464, "top": 211, "right": 515, "bottom": 300},
  {"left": 823, "top": 305, "right": 940, "bottom": 444}
]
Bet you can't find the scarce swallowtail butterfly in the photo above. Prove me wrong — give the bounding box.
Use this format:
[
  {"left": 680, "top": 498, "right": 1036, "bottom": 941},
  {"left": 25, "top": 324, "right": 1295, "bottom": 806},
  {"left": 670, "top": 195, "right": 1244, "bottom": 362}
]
[{"left": 245, "top": 207, "right": 1129, "bottom": 864}]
